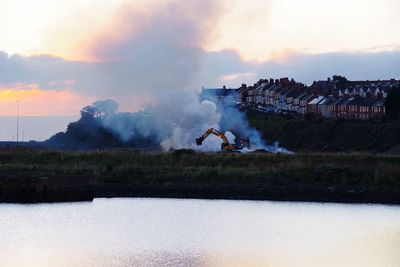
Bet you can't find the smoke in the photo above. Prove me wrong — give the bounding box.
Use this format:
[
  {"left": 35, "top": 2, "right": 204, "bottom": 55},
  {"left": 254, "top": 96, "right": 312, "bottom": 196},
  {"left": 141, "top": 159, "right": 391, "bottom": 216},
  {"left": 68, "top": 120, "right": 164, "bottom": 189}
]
[
  {"left": 212, "top": 95, "right": 292, "bottom": 153},
  {"left": 98, "top": 92, "right": 222, "bottom": 151},
  {"left": 0, "top": 0, "right": 228, "bottom": 97},
  {"left": 79, "top": 0, "right": 226, "bottom": 96},
  {"left": 77, "top": 91, "right": 290, "bottom": 153}
]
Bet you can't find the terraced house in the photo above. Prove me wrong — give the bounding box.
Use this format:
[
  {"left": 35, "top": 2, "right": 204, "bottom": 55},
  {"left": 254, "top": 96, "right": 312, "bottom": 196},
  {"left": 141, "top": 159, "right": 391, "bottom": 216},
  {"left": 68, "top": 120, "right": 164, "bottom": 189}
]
[{"left": 231, "top": 76, "right": 399, "bottom": 119}]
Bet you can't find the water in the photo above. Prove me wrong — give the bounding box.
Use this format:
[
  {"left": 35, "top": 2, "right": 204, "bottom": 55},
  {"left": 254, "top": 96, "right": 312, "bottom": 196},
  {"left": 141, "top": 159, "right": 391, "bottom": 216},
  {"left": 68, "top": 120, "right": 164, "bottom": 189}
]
[{"left": 0, "top": 198, "right": 399, "bottom": 267}]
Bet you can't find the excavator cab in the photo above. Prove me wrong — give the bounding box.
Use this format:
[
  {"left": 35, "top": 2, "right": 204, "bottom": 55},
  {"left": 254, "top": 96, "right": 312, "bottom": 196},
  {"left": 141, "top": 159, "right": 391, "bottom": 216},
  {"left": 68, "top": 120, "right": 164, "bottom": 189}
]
[{"left": 238, "top": 137, "right": 250, "bottom": 149}]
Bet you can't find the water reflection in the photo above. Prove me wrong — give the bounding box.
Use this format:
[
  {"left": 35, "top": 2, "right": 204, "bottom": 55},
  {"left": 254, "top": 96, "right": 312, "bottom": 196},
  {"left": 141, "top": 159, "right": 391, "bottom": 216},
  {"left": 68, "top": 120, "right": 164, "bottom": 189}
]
[{"left": 0, "top": 198, "right": 399, "bottom": 267}]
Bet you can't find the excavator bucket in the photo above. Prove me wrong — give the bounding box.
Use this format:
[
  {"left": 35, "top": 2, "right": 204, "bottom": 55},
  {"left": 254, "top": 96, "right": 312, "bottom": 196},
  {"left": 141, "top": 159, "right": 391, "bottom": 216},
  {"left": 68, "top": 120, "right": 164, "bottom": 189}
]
[{"left": 195, "top": 137, "right": 204, "bottom": 146}]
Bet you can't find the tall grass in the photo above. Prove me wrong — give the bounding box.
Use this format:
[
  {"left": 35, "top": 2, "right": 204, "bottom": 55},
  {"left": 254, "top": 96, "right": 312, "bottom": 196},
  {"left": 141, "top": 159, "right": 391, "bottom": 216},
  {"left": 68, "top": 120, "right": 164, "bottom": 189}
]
[{"left": 0, "top": 149, "right": 399, "bottom": 190}]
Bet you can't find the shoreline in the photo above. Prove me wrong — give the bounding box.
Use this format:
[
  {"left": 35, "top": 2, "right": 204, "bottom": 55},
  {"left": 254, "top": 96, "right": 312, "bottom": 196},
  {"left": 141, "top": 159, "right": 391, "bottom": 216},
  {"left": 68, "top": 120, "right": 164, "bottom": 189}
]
[{"left": 2, "top": 180, "right": 399, "bottom": 205}]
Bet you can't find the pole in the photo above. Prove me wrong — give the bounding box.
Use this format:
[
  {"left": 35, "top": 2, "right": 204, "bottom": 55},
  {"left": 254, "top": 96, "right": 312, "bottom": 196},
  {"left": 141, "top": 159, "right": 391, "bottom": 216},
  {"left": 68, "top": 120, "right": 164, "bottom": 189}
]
[
  {"left": 0, "top": 102, "right": 2, "bottom": 141},
  {"left": 16, "top": 100, "right": 19, "bottom": 143}
]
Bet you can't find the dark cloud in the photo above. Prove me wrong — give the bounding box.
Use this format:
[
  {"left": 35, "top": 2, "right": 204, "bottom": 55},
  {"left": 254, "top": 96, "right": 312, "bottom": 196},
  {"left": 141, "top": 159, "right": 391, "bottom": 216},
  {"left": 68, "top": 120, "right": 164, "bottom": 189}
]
[
  {"left": 255, "top": 50, "right": 400, "bottom": 84},
  {"left": 1, "top": 48, "right": 400, "bottom": 96},
  {"left": 0, "top": 0, "right": 399, "bottom": 95},
  {"left": 196, "top": 49, "right": 400, "bottom": 87},
  {"left": 1, "top": 0, "right": 400, "bottom": 98},
  {"left": 0, "top": 52, "right": 88, "bottom": 90}
]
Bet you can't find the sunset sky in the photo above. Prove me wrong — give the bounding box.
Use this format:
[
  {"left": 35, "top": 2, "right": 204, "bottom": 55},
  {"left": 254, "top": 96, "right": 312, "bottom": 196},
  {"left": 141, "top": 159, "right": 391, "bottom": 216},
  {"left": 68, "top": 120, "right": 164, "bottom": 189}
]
[{"left": 0, "top": 0, "right": 399, "bottom": 140}]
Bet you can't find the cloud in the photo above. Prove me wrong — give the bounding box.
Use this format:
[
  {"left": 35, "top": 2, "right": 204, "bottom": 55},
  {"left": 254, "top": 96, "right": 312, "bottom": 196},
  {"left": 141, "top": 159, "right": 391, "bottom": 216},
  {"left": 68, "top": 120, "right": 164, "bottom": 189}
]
[
  {"left": 0, "top": 0, "right": 399, "bottom": 99},
  {"left": 1, "top": 47, "right": 400, "bottom": 100},
  {"left": 255, "top": 50, "right": 400, "bottom": 84},
  {"left": 0, "top": 84, "right": 94, "bottom": 116},
  {"left": 78, "top": 0, "right": 226, "bottom": 95},
  {"left": 0, "top": 52, "right": 87, "bottom": 90},
  {"left": 0, "top": 0, "right": 228, "bottom": 97},
  {"left": 196, "top": 49, "right": 400, "bottom": 87}
]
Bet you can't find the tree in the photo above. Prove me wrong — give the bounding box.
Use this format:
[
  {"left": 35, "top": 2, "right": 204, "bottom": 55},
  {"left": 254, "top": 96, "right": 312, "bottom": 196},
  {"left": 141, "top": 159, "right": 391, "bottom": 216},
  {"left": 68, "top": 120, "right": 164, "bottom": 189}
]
[
  {"left": 332, "top": 75, "right": 348, "bottom": 83},
  {"left": 93, "top": 99, "right": 118, "bottom": 118},
  {"left": 385, "top": 87, "right": 400, "bottom": 119},
  {"left": 80, "top": 99, "right": 118, "bottom": 119},
  {"left": 332, "top": 75, "right": 348, "bottom": 90}
]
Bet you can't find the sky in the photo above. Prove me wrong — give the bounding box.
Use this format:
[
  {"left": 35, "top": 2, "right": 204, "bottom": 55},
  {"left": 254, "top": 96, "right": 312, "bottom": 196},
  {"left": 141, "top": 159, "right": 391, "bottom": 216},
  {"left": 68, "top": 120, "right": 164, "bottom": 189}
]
[{"left": 0, "top": 0, "right": 399, "bottom": 140}]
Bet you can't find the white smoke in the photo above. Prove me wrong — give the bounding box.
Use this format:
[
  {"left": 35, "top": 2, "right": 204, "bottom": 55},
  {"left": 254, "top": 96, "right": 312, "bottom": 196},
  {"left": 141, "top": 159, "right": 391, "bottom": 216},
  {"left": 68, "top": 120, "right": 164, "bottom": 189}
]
[
  {"left": 94, "top": 91, "right": 290, "bottom": 153},
  {"left": 98, "top": 92, "right": 220, "bottom": 151}
]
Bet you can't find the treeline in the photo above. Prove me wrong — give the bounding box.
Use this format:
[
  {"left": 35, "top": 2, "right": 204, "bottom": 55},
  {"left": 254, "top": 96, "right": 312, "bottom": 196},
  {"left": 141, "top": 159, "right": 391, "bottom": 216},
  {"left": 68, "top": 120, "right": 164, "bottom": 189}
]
[
  {"left": 46, "top": 100, "right": 159, "bottom": 150},
  {"left": 248, "top": 110, "right": 400, "bottom": 153}
]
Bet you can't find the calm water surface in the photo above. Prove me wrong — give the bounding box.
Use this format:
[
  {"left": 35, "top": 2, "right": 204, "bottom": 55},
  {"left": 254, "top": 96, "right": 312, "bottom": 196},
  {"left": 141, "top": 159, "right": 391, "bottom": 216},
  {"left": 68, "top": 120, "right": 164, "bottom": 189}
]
[{"left": 0, "top": 198, "right": 399, "bottom": 267}]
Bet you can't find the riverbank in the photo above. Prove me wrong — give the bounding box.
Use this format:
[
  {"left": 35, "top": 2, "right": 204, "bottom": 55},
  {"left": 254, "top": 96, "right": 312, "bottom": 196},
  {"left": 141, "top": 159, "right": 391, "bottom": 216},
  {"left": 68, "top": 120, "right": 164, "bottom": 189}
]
[{"left": 1, "top": 149, "right": 399, "bottom": 204}]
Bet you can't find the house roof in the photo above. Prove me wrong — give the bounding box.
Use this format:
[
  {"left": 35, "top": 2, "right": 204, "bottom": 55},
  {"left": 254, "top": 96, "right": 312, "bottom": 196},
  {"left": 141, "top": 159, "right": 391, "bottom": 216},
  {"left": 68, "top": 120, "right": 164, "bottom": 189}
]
[
  {"left": 285, "top": 89, "right": 298, "bottom": 97},
  {"left": 332, "top": 98, "right": 345, "bottom": 105},
  {"left": 254, "top": 83, "right": 269, "bottom": 91},
  {"left": 312, "top": 81, "right": 331, "bottom": 94},
  {"left": 347, "top": 97, "right": 364, "bottom": 106},
  {"left": 339, "top": 97, "right": 356, "bottom": 106},
  {"left": 318, "top": 98, "right": 329, "bottom": 105},
  {"left": 358, "top": 98, "right": 380, "bottom": 107},
  {"left": 302, "top": 93, "right": 315, "bottom": 102},
  {"left": 268, "top": 84, "right": 281, "bottom": 93},
  {"left": 294, "top": 91, "right": 308, "bottom": 99},
  {"left": 286, "top": 89, "right": 297, "bottom": 96},
  {"left": 321, "top": 97, "right": 336, "bottom": 105},
  {"left": 308, "top": 96, "right": 325, "bottom": 105}
]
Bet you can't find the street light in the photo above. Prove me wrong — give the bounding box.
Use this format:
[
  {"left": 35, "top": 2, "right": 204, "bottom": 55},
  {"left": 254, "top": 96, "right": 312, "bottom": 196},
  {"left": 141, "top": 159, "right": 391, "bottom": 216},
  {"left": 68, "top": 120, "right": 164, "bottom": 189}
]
[
  {"left": 16, "top": 100, "right": 19, "bottom": 143},
  {"left": 0, "top": 102, "right": 2, "bottom": 141}
]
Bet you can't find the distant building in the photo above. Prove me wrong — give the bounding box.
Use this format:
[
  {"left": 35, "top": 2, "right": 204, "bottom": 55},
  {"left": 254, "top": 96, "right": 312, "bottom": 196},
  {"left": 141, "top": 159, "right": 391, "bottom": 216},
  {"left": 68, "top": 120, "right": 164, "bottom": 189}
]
[
  {"left": 200, "top": 86, "right": 240, "bottom": 105},
  {"left": 206, "top": 76, "right": 399, "bottom": 120}
]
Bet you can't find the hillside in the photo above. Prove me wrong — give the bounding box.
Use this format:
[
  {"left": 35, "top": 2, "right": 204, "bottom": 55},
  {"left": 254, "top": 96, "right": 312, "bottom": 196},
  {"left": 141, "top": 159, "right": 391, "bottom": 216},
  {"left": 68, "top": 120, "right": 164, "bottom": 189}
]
[{"left": 248, "top": 110, "right": 400, "bottom": 153}]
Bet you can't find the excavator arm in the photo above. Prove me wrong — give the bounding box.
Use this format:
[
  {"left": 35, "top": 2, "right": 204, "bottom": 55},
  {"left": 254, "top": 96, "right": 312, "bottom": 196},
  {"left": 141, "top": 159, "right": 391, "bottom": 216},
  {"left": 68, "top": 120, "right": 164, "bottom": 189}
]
[{"left": 196, "top": 128, "right": 249, "bottom": 151}]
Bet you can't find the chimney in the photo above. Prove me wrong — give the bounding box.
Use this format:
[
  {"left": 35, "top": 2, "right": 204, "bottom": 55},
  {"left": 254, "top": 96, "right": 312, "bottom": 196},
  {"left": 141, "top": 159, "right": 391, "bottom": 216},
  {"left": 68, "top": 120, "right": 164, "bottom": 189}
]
[
  {"left": 280, "top": 77, "right": 289, "bottom": 84},
  {"left": 270, "top": 78, "right": 274, "bottom": 84},
  {"left": 223, "top": 85, "right": 226, "bottom": 90},
  {"left": 275, "top": 79, "right": 280, "bottom": 84}
]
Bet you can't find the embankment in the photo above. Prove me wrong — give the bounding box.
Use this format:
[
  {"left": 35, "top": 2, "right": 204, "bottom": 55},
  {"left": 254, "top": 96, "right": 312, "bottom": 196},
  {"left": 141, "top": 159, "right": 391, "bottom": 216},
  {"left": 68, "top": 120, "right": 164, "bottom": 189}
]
[
  {"left": 0, "top": 149, "right": 399, "bottom": 204},
  {"left": 247, "top": 110, "right": 400, "bottom": 153}
]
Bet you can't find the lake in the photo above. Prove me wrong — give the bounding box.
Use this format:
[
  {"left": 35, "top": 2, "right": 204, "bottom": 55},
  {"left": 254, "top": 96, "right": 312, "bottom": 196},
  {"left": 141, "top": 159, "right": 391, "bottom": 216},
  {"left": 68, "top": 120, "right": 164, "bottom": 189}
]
[{"left": 0, "top": 198, "right": 399, "bottom": 267}]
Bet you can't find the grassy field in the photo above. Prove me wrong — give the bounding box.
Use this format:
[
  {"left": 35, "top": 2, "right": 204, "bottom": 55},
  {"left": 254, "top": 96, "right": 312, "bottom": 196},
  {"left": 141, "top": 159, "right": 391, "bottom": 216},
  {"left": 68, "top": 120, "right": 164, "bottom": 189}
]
[{"left": 0, "top": 149, "right": 399, "bottom": 203}]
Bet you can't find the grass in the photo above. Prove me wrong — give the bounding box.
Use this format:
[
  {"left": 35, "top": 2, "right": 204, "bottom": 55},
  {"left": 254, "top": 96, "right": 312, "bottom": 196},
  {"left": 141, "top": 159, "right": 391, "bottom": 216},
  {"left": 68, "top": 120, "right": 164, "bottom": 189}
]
[
  {"left": 247, "top": 110, "right": 400, "bottom": 152},
  {"left": 1, "top": 149, "right": 399, "bottom": 190}
]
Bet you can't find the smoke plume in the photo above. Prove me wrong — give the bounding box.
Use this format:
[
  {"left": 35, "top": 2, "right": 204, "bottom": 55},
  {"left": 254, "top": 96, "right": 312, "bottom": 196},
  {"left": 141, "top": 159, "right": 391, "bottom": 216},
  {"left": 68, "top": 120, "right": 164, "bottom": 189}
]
[
  {"left": 100, "top": 92, "right": 222, "bottom": 151},
  {"left": 51, "top": 91, "right": 290, "bottom": 153}
]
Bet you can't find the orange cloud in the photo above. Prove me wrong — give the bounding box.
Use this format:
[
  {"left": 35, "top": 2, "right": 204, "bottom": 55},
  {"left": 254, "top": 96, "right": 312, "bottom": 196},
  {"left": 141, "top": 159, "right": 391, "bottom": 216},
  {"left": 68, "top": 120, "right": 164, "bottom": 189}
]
[
  {"left": 0, "top": 84, "right": 157, "bottom": 117},
  {"left": 270, "top": 48, "right": 300, "bottom": 63},
  {"left": 82, "top": 0, "right": 225, "bottom": 62},
  {"left": 0, "top": 84, "right": 95, "bottom": 116}
]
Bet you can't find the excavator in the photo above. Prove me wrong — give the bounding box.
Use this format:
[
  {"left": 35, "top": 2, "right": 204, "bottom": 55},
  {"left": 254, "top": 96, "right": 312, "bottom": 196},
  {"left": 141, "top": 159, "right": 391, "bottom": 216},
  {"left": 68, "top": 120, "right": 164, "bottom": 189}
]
[{"left": 195, "top": 128, "right": 250, "bottom": 152}]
